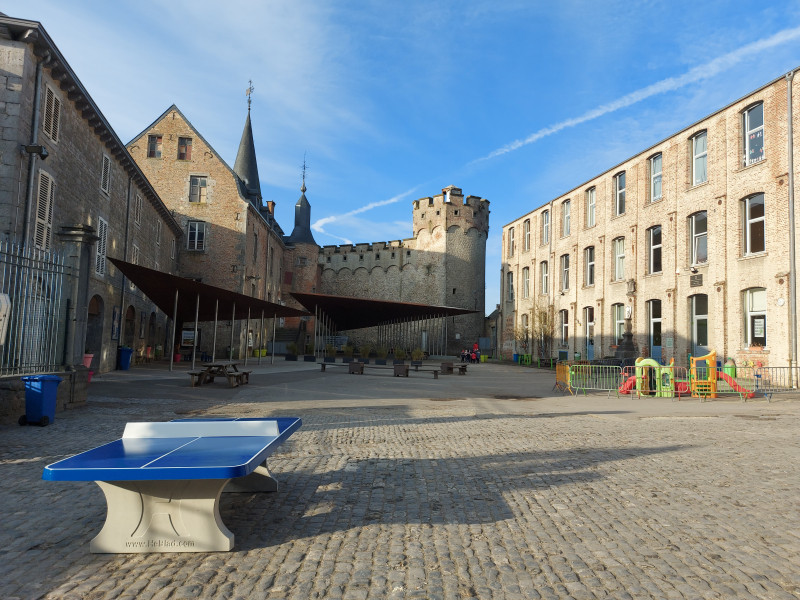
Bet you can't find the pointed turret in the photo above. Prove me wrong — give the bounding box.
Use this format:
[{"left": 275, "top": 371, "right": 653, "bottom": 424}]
[
  {"left": 287, "top": 179, "right": 317, "bottom": 245},
  {"left": 233, "top": 106, "right": 262, "bottom": 204}
]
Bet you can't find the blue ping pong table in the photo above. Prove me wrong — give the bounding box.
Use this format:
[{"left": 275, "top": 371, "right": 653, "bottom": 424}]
[{"left": 43, "top": 417, "right": 301, "bottom": 553}]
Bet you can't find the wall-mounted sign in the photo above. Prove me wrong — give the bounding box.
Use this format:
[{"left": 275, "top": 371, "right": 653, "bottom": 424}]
[{"left": 690, "top": 274, "right": 703, "bottom": 287}]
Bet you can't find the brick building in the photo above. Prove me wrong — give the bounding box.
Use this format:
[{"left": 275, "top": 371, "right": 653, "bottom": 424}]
[
  {"left": 128, "top": 104, "right": 286, "bottom": 358},
  {"left": 500, "top": 69, "right": 800, "bottom": 369}
]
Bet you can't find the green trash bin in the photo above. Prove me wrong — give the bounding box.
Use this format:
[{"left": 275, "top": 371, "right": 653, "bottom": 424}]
[{"left": 723, "top": 358, "right": 736, "bottom": 378}]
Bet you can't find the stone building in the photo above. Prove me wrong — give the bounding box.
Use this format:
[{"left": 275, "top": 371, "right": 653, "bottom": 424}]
[
  {"left": 500, "top": 69, "right": 800, "bottom": 369},
  {"left": 319, "top": 185, "right": 490, "bottom": 354},
  {"left": 0, "top": 14, "right": 183, "bottom": 376},
  {"left": 128, "top": 104, "right": 286, "bottom": 359}
]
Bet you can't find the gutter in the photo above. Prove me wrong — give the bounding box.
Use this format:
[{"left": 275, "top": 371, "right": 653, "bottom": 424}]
[{"left": 787, "top": 71, "right": 798, "bottom": 376}]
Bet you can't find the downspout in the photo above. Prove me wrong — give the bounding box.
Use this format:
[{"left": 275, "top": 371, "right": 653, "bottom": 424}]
[
  {"left": 787, "top": 70, "right": 798, "bottom": 379},
  {"left": 118, "top": 176, "right": 133, "bottom": 348},
  {"left": 22, "top": 51, "right": 50, "bottom": 247}
]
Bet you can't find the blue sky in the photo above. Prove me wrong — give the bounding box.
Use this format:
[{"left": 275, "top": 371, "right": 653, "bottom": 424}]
[{"left": 13, "top": 0, "right": 800, "bottom": 313}]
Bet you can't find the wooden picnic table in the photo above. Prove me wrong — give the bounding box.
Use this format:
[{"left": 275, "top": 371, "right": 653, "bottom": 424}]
[{"left": 188, "top": 362, "right": 250, "bottom": 387}]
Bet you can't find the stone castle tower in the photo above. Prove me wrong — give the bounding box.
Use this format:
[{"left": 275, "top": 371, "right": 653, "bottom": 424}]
[{"left": 319, "top": 185, "right": 489, "bottom": 353}]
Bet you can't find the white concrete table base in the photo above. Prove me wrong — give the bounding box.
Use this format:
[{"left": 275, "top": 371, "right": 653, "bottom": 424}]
[{"left": 92, "top": 479, "right": 233, "bottom": 553}]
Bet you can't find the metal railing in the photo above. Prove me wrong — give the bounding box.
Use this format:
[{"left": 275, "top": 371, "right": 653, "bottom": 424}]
[
  {"left": 554, "top": 359, "right": 799, "bottom": 401},
  {"left": 0, "top": 242, "right": 68, "bottom": 376}
]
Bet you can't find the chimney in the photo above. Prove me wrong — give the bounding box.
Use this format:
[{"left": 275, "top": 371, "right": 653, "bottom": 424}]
[{"left": 266, "top": 201, "right": 275, "bottom": 215}]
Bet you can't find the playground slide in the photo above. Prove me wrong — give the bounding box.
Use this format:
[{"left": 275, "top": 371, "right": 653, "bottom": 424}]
[
  {"left": 618, "top": 376, "right": 636, "bottom": 394},
  {"left": 718, "top": 372, "right": 755, "bottom": 399}
]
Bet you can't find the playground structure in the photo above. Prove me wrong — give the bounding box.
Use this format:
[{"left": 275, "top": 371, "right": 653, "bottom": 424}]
[{"left": 551, "top": 351, "right": 795, "bottom": 400}]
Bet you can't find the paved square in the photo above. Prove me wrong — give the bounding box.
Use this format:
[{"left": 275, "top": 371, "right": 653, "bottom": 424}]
[{"left": 1, "top": 362, "right": 798, "bottom": 599}]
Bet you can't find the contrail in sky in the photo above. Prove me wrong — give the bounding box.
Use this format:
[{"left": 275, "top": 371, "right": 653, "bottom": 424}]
[
  {"left": 472, "top": 24, "right": 800, "bottom": 163},
  {"left": 312, "top": 188, "right": 418, "bottom": 243},
  {"left": 314, "top": 25, "right": 800, "bottom": 240}
]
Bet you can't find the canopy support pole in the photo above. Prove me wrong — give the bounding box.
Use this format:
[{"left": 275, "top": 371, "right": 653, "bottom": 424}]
[
  {"left": 271, "top": 313, "right": 276, "bottom": 364},
  {"left": 191, "top": 293, "right": 200, "bottom": 370},
  {"left": 212, "top": 299, "right": 219, "bottom": 362},
  {"left": 229, "top": 303, "right": 236, "bottom": 361},
  {"left": 169, "top": 289, "right": 178, "bottom": 372},
  {"left": 244, "top": 307, "right": 251, "bottom": 366},
  {"left": 258, "top": 311, "right": 264, "bottom": 365}
]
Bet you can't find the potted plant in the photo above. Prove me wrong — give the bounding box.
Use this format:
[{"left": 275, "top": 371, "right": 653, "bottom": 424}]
[
  {"left": 324, "top": 343, "right": 336, "bottom": 363},
  {"left": 411, "top": 347, "right": 424, "bottom": 367},
  {"left": 304, "top": 343, "right": 316, "bottom": 361},
  {"left": 359, "top": 343, "right": 372, "bottom": 364},
  {"left": 82, "top": 347, "right": 94, "bottom": 368},
  {"left": 375, "top": 347, "right": 389, "bottom": 365},
  {"left": 285, "top": 342, "right": 298, "bottom": 361},
  {"left": 393, "top": 348, "right": 407, "bottom": 364},
  {"left": 342, "top": 345, "right": 354, "bottom": 363}
]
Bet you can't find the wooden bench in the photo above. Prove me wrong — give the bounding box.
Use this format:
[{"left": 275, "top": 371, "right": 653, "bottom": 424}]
[
  {"left": 43, "top": 418, "right": 301, "bottom": 553},
  {"left": 187, "top": 371, "right": 206, "bottom": 387},
  {"left": 238, "top": 370, "right": 252, "bottom": 384},
  {"left": 441, "top": 362, "right": 454, "bottom": 374},
  {"left": 458, "top": 364, "right": 468, "bottom": 375}
]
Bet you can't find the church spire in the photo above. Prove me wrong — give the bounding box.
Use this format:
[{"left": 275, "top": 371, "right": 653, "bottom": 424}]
[
  {"left": 233, "top": 81, "right": 262, "bottom": 204},
  {"left": 287, "top": 155, "right": 317, "bottom": 245}
]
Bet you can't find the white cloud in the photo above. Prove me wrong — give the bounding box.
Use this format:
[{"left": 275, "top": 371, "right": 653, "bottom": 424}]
[{"left": 472, "top": 24, "right": 800, "bottom": 164}]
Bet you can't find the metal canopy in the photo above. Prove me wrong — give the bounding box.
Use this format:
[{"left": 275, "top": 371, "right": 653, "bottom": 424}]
[
  {"left": 289, "top": 291, "right": 476, "bottom": 331},
  {"left": 109, "top": 258, "right": 308, "bottom": 321}
]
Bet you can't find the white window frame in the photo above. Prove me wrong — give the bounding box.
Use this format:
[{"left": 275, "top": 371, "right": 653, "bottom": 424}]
[
  {"left": 584, "top": 246, "right": 594, "bottom": 286},
  {"left": 34, "top": 171, "right": 55, "bottom": 251},
  {"left": 542, "top": 210, "right": 550, "bottom": 244},
  {"left": 585, "top": 187, "right": 596, "bottom": 227},
  {"left": 614, "top": 172, "right": 625, "bottom": 216},
  {"left": 743, "top": 103, "right": 764, "bottom": 166},
  {"left": 189, "top": 175, "right": 208, "bottom": 203},
  {"left": 690, "top": 211, "right": 708, "bottom": 265},
  {"left": 507, "top": 227, "right": 515, "bottom": 258},
  {"left": 559, "top": 309, "right": 568, "bottom": 346},
  {"left": 540, "top": 261, "right": 549, "bottom": 294},
  {"left": 42, "top": 84, "right": 61, "bottom": 143},
  {"left": 523, "top": 219, "right": 530, "bottom": 251},
  {"left": 95, "top": 217, "right": 108, "bottom": 276},
  {"left": 692, "top": 131, "right": 708, "bottom": 185},
  {"left": 560, "top": 254, "right": 570, "bottom": 291},
  {"left": 522, "top": 267, "right": 530, "bottom": 299},
  {"left": 562, "top": 200, "right": 570, "bottom": 236},
  {"left": 613, "top": 303, "right": 625, "bottom": 344},
  {"left": 187, "top": 221, "right": 207, "bottom": 251},
  {"left": 743, "top": 193, "right": 765, "bottom": 255},
  {"left": 650, "top": 154, "right": 662, "bottom": 201},
  {"left": 613, "top": 237, "right": 625, "bottom": 281},
  {"left": 744, "top": 288, "right": 767, "bottom": 347},
  {"left": 506, "top": 271, "right": 514, "bottom": 303},
  {"left": 100, "top": 154, "right": 111, "bottom": 195},
  {"left": 648, "top": 225, "right": 662, "bottom": 274}
]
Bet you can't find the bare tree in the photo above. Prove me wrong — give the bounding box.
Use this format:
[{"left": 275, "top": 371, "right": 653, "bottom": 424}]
[{"left": 530, "top": 297, "right": 555, "bottom": 359}]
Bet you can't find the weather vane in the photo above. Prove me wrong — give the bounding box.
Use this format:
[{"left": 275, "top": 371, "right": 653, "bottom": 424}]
[
  {"left": 301, "top": 152, "right": 308, "bottom": 190},
  {"left": 246, "top": 80, "right": 254, "bottom": 111}
]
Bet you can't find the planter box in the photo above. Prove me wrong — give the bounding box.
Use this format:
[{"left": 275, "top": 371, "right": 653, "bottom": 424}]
[
  {"left": 323, "top": 356, "right": 336, "bottom": 363},
  {"left": 375, "top": 359, "right": 387, "bottom": 365},
  {"left": 285, "top": 354, "right": 298, "bottom": 361},
  {"left": 393, "top": 363, "right": 409, "bottom": 377},
  {"left": 303, "top": 355, "right": 316, "bottom": 362},
  {"left": 342, "top": 357, "right": 354, "bottom": 363},
  {"left": 411, "top": 360, "right": 423, "bottom": 367},
  {"left": 393, "top": 359, "right": 406, "bottom": 365},
  {"left": 348, "top": 362, "right": 364, "bottom": 374},
  {"left": 360, "top": 358, "right": 370, "bottom": 364}
]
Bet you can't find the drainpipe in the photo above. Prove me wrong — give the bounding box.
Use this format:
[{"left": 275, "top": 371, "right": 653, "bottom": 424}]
[
  {"left": 22, "top": 51, "right": 50, "bottom": 247},
  {"left": 118, "top": 176, "right": 133, "bottom": 349},
  {"left": 787, "top": 71, "right": 798, "bottom": 379}
]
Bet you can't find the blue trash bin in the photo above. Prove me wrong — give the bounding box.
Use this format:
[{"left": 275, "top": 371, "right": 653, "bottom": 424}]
[
  {"left": 20, "top": 375, "right": 62, "bottom": 427},
  {"left": 118, "top": 346, "right": 133, "bottom": 370}
]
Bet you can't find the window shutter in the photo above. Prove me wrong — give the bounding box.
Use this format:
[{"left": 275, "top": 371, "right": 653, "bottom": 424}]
[
  {"left": 95, "top": 218, "right": 108, "bottom": 275},
  {"left": 34, "top": 172, "right": 54, "bottom": 250},
  {"left": 43, "top": 86, "right": 61, "bottom": 142},
  {"left": 100, "top": 155, "right": 111, "bottom": 193}
]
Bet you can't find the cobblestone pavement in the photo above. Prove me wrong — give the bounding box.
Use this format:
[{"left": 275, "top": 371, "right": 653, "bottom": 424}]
[{"left": 1, "top": 362, "right": 799, "bottom": 599}]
